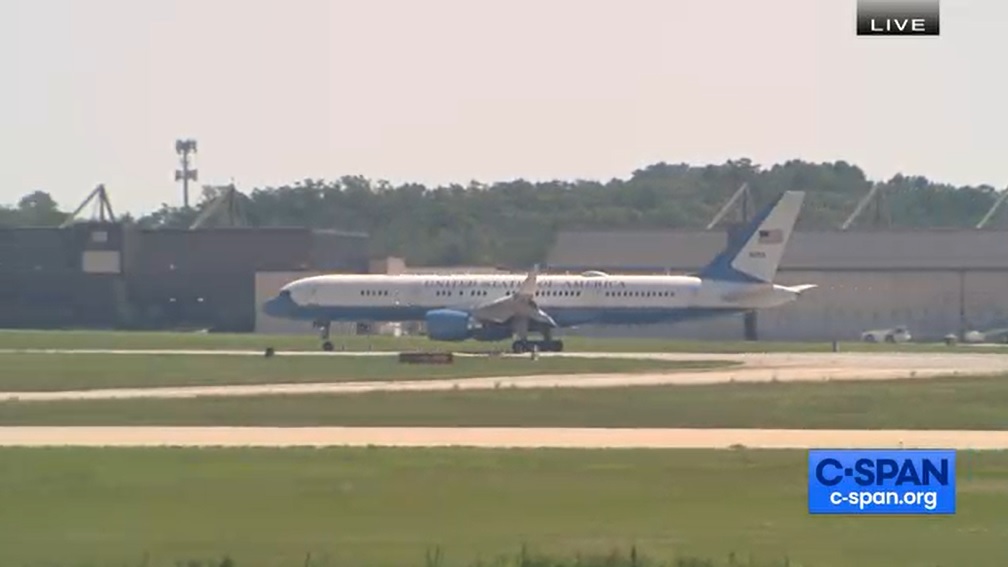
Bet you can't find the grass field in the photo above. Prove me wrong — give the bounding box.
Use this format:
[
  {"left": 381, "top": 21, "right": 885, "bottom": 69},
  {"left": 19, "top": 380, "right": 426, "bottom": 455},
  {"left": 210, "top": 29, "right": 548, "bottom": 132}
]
[
  {"left": 0, "top": 447, "right": 1005, "bottom": 567},
  {"left": 4, "top": 374, "right": 1008, "bottom": 429},
  {"left": 0, "top": 353, "right": 730, "bottom": 392},
  {"left": 0, "top": 328, "right": 999, "bottom": 353}
]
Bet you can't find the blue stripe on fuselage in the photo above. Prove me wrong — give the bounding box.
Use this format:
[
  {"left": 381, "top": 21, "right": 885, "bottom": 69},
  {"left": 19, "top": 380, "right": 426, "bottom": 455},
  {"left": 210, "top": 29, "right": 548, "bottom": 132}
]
[{"left": 262, "top": 293, "right": 745, "bottom": 327}]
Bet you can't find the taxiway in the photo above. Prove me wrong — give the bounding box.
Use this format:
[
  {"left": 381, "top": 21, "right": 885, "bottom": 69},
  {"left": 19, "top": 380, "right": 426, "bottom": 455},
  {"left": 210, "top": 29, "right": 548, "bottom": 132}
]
[
  {"left": 0, "top": 350, "right": 1004, "bottom": 402},
  {"left": 2, "top": 349, "right": 1007, "bottom": 449}
]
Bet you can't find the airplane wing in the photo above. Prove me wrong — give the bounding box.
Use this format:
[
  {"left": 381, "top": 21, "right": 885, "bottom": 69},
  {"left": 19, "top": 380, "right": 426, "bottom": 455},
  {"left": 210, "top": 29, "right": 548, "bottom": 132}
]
[{"left": 468, "top": 265, "right": 558, "bottom": 328}]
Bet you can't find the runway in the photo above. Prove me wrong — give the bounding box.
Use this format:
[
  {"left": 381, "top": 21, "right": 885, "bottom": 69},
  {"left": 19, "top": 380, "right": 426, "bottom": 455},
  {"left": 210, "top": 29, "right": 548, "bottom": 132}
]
[
  {"left": 2, "top": 348, "right": 1007, "bottom": 449},
  {"left": 2, "top": 426, "right": 1008, "bottom": 449},
  {"left": 2, "top": 350, "right": 1006, "bottom": 402}
]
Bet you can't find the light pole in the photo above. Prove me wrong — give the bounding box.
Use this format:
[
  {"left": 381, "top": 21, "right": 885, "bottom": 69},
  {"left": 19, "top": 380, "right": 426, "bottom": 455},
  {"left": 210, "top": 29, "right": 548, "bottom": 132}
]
[{"left": 175, "top": 139, "right": 198, "bottom": 209}]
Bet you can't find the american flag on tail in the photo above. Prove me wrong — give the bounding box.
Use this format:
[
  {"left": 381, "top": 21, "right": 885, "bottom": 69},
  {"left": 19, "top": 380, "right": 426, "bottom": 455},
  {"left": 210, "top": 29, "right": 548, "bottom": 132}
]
[{"left": 758, "top": 228, "right": 783, "bottom": 244}]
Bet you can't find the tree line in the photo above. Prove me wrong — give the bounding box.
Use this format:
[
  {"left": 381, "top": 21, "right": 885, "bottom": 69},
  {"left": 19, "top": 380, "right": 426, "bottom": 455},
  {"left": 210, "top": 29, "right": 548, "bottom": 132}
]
[{"left": 2, "top": 158, "right": 1004, "bottom": 267}]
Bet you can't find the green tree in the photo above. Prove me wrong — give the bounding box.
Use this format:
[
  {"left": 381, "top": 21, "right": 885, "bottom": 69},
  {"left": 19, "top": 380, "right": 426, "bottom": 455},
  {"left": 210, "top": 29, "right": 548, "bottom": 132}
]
[{"left": 4, "top": 160, "right": 1005, "bottom": 266}]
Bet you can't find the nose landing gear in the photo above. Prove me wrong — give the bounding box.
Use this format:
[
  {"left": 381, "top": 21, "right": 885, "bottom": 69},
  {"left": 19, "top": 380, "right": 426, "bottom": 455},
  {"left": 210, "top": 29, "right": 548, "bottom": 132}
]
[{"left": 314, "top": 320, "right": 334, "bottom": 351}]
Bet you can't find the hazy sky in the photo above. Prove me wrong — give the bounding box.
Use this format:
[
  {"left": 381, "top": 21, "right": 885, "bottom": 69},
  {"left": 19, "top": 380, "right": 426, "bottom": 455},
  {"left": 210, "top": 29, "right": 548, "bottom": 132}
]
[{"left": 2, "top": 0, "right": 1005, "bottom": 215}]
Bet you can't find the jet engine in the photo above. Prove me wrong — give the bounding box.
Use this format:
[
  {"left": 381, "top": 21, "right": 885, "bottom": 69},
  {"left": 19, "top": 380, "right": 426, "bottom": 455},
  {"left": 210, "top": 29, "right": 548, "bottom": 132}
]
[{"left": 424, "top": 309, "right": 512, "bottom": 342}]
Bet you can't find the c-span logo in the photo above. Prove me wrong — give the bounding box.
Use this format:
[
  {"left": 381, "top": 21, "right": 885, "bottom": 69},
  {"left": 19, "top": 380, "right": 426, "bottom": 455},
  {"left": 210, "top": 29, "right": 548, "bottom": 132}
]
[
  {"left": 808, "top": 449, "right": 955, "bottom": 514},
  {"left": 857, "top": 0, "right": 940, "bottom": 36}
]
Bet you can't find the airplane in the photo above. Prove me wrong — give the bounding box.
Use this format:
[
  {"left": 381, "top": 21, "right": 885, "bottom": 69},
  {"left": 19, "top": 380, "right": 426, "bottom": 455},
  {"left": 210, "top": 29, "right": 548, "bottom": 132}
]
[{"left": 262, "top": 190, "right": 816, "bottom": 353}]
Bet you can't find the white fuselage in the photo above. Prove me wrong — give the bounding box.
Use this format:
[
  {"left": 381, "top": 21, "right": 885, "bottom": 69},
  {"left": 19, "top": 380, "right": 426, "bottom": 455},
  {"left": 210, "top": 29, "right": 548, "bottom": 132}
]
[
  {"left": 261, "top": 190, "right": 813, "bottom": 346},
  {"left": 266, "top": 272, "right": 802, "bottom": 327}
]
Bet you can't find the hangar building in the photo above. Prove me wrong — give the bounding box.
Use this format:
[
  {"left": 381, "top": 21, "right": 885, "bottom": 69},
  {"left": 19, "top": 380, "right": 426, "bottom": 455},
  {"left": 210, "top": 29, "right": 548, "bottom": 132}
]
[
  {"left": 0, "top": 187, "right": 370, "bottom": 332},
  {"left": 546, "top": 229, "right": 1008, "bottom": 341}
]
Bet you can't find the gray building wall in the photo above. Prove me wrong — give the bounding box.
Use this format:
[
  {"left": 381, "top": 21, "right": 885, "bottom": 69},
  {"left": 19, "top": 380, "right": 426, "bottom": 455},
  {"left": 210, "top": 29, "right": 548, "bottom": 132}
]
[
  {"left": 763, "top": 271, "right": 962, "bottom": 341},
  {"left": 548, "top": 229, "right": 1008, "bottom": 272},
  {"left": 566, "top": 317, "right": 748, "bottom": 341},
  {"left": 549, "top": 230, "right": 1008, "bottom": 341}
]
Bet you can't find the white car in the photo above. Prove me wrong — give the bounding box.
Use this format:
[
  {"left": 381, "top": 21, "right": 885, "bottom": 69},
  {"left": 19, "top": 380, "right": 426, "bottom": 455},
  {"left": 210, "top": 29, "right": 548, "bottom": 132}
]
[
  {"left": 962, "top": 328, "right": 1008, "bottom": 344},
  {"left": 962, "top": 330, "right": 985, "bottom": 343},
  {"left": 861, "top": 326, "right": 912, "bottom": 343}
]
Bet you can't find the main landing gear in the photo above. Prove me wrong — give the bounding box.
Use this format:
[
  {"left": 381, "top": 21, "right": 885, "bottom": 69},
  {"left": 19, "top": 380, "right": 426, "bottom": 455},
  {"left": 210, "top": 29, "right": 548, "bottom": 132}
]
[
  {"left": 315, "top": 320, "right": 334, "bottom": 351},
  {"left": 511, "top": 322, "right": 564, "bottom": 353},
  {"left": 511, "top": 339, "right": 564, "bottom": 353}
]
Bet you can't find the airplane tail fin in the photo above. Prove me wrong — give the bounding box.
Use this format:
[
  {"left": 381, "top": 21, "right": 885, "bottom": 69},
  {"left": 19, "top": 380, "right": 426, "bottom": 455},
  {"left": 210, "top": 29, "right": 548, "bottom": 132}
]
[{"left": 698, "top": 190, "right": 805, "bottom": 284}]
